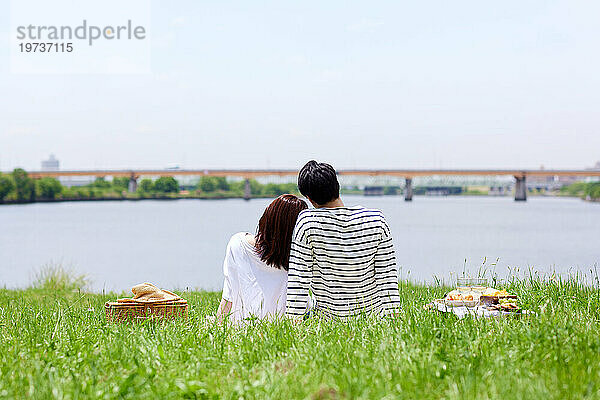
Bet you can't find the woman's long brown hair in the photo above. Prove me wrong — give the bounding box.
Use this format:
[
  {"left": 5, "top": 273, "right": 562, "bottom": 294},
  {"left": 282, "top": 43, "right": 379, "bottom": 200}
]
[{"left": 255, "top": 194, "right": 308, "bottom": 270}]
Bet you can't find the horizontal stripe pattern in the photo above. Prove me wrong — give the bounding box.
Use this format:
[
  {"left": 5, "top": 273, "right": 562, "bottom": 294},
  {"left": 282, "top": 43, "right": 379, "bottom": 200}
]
[{"left": 286, "top": 206, "right": 401, "bottom": 318}]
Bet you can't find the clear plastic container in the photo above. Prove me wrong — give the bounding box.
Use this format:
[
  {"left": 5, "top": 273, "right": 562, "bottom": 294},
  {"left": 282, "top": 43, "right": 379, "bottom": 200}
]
[
  {"left": 457, "top": 277, "right": 488, "bottom": 287},
  {"left": 457, "top": 277, "right": 488, "bottom": 307}
]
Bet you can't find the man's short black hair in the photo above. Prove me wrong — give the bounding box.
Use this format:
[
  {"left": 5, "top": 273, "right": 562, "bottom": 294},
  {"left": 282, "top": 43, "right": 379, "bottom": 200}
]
[{"left": 297, "top": 160, "right": 340, "bottom": 205}]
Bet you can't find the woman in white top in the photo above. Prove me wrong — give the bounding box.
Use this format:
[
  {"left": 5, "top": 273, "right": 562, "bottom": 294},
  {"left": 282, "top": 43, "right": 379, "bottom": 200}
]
[{"left": 217, "top": 194, "right": 308, "bottom": 322}]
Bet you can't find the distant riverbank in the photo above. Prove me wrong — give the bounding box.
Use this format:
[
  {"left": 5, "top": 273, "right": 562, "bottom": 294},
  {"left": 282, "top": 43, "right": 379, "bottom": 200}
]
[
  {"left": 1, "top": 190, "right": 594, "bottom": 206},
  {"left": 1, "top": 168, "right": 599, "bottom": 205},
  {"left": 0, "top": 192, "right": 278, "bottom": 205},
  {"left": 0, "top": 168, "right": 298, "bottom": 205},
  {"left": 0, "top": 189, "right": 596, "bottom": 206}
]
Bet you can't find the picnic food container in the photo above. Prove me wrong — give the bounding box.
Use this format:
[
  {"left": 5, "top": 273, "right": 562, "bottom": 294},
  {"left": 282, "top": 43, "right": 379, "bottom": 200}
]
[
  {"left": 437, "top": 281, "right": 520, "bottom": 313},
  {"left": 105, "top": 282, "right": 189, "bottom": 322},
  {"left": 479, "top": 295, "right": 499, "bottom": 306},
  {"left": 456, "top": 277, "right": 488, "bottom": 290},
  {"left": 439, "top": 299, "right": 478, "bottom": 308},
  {"left": 105, "top": 299, "right": 188, "bottom": 322},
  {"left": 480, "top": 294, "right": 517, "bottom": 306}
]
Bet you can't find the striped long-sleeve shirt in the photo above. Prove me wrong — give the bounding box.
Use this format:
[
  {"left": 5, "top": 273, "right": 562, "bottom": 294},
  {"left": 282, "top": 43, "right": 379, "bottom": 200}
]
[{"left": 286, "top": 205, "right": 401, "bottom": 318}]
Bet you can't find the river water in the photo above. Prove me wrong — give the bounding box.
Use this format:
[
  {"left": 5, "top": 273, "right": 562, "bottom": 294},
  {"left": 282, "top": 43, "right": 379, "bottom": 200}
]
[{"left": 1, "top": 195, "right": 598, "bottom": 292}]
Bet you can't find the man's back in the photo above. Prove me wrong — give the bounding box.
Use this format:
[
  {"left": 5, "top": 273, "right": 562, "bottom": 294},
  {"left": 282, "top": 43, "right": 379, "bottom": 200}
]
[{"left": 286, "top": 206, "right": 401, "bottom": 318}]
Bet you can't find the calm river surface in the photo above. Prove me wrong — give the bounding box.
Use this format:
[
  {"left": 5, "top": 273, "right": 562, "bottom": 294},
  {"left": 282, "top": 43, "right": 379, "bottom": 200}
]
[{"left": 1, "top": 196, "right": 599, "bottom": 292}]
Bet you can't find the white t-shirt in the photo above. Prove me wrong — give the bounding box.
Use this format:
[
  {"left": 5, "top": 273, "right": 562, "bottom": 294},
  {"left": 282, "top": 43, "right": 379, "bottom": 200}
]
[{"left": 221, "top": 232, "right": 288, "bottom": 321}]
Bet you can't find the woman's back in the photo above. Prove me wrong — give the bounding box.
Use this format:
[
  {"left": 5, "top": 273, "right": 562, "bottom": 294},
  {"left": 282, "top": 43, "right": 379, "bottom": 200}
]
[{"left": 222, "top": 232, "right": 287, "bottom": 321}]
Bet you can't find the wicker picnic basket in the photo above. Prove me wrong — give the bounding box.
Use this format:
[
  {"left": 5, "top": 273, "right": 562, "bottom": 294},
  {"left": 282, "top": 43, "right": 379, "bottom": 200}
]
[{"left": 105, "top": 299, "right": 188, "bottom": 322}]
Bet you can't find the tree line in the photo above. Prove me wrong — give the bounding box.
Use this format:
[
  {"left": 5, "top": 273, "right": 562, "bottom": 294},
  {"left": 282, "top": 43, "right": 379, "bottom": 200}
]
[
  {"left": 3, "top": 168, "right": 599, "bottom": 203},
  {"left": 560, "top": 181, "right": 600, "bottom": 201},
  {"left": 0, "top": 169, "right": 299, "bottom": 203}
]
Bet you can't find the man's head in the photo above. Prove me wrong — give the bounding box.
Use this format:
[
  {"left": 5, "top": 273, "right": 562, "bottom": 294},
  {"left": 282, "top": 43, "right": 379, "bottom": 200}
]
[{"left": 297, "top": 160, "right": 340, "bottom": 206}]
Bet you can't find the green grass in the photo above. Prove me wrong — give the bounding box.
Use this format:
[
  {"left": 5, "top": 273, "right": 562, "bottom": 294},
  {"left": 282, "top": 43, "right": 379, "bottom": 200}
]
[
  {"left": 31, "top": 263, "right": 89, "bottom": 292},
  {"left": 1, "top": 276, "right": 599, "bottom": 399}
]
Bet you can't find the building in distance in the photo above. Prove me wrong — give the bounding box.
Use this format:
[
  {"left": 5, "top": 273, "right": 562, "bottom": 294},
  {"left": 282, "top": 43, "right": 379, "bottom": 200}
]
[{"left": 41, "top": 154, "right": 59, "bottom": 171}]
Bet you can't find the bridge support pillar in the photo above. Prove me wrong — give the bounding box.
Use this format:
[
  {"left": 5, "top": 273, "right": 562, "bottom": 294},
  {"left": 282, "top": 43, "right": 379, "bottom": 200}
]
[
  {"left": 514, "top": 176, "right": 527, "bottom": 201},
  {"left": 128, "top": 176, "right": 138, "bottom": 193},
  {"left": 244, "top": 178, "right": 251, "bottom": 200},
  {"left": 404, "top": 178, "right": 413, "bottom": 201}
]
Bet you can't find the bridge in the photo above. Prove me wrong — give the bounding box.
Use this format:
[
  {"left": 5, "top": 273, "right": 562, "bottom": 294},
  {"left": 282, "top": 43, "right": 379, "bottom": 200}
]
[{"left": 19, "top": 169, "right": 600, "bottom": 201}]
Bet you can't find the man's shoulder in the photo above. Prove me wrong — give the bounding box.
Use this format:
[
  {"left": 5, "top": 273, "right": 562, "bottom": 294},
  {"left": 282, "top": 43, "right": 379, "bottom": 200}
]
[
  {"left": 296, "top": 206, "right": 387, "bottom": 224},
  {"left": 334, "top": 206, "right": 387, "bottom": 221},
  {"left": 350, "top": 206, "right": 385, "bottom": 216},
  {"left": 294, "top": 209, "right": 317, "bottom": 230}
]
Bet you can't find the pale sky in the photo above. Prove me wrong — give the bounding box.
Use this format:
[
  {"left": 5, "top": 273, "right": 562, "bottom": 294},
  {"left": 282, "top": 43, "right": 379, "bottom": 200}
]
[{"left": 1, "top": 0, "right": 599, "bottom": 171}]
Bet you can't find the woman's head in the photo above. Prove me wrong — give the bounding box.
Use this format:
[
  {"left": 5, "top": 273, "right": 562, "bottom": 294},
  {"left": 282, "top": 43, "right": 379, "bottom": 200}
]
[{"left": 256, "top": 194, "right": 308, "bottom": 270}]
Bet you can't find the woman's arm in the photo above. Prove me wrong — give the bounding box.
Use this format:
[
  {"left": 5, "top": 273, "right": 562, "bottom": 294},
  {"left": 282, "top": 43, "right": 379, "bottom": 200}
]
[
  {"left": 216, "top": 234, "right": 239, "bottom": 322},
  {"left": 216, "top": 298, "right": 233, "bottom": 322}
]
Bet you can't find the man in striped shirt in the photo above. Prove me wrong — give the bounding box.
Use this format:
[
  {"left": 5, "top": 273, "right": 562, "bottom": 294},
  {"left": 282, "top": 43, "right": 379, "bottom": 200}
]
[{"left": 286, "top": 160, "right": 401, "bottom": 319}]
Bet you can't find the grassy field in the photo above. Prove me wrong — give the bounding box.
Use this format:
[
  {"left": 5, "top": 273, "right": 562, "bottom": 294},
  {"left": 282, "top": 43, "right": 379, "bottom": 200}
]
[{"left": 1, "top": 276, "right": 600, "bottom": 399}]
